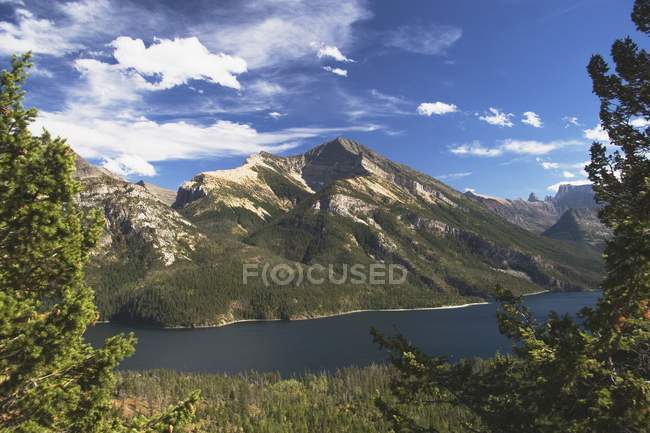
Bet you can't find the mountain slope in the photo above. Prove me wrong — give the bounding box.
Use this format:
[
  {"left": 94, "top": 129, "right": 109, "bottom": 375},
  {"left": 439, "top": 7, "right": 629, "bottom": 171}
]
[
  {"left": 82, "top": 138, "right": 604, "bottom": 327},
  {"left": 75, "top": 155, "right": 200, "bottom": 266},
  {"left": 135, "top": 180, "right": 177, "bottom": 206},
  {"left": 543, "top": 208, "right": 611, "bottom": 247}
]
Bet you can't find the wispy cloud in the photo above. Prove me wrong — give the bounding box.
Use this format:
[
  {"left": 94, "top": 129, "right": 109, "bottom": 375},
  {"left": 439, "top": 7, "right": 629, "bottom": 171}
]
[
  {"left": 451, "top": 139, "right": 583, "bottom": 157},
  {"left": 31, "top": 111, "right": 379, "bottom": 177},
  {"left": 450, "top": 141, "right": 503, "bottom": 157},
  {"left": 0, "top": 3, "right": 97, "bottom": 55},
  {"left": 437, "top": 171, "right": 472, "bottom": 180},
  {"left": 536, "top": 158, "right": 589, "bottom": 172},
  {"left": 323, "top": 66, "right": 348, "bottom": 77},
  {"left": 563, "top": 116, "right": 582, "bottom": 128},
  {"left": 343, "top": 89, "right": 412, "bottom": 119},
  {"left": 478, "top": 107, "right": 514, "bottom": 127},
  {"left": 386, "top": 23, "right": 462, "bottom": 55},
  {"left": 196, "top": 0, "right": 370, "bottom": 69}
]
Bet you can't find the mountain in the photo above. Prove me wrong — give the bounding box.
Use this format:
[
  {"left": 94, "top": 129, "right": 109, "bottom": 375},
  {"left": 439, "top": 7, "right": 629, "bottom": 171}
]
[
  {"left": 465, "top": 191, "right": 560, "bottom": 233},
  {"left": 465, "top": 184, "right": 609, "bottom": 246},
  {"left": 74, "top": 155, "right": 200, "bottom": 266},
  {"left": 543, "top": 208, "right": 611, "bottom": 247},
  {"left": 79, "top": 138, "right": 604, "bottom": 327},
  {"left": 553, "top": 184, "right": 599, "bottom": 212}
]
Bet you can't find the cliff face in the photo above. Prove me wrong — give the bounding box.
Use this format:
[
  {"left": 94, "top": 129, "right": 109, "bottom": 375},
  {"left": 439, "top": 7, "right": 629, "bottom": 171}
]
[{"left": 74, "top": 155, "right": 200, "bottom": 266}]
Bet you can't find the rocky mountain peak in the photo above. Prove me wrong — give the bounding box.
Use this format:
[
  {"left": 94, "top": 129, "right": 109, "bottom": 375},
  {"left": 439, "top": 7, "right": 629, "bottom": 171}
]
[
  {"left": 296, "top": 137, "right": 373, "bottom": 191},
  {"left": 528, "top": 192, "right": 540, "bottom": 202},
  {"left": 552, "top": 184, "right": 597, "bottom": 212},
  {"left": 135, "top": 180, "right": 177, "bottom": 206},
  {"left": 74, "top": 154, "right": 121, "bottom": 181}
]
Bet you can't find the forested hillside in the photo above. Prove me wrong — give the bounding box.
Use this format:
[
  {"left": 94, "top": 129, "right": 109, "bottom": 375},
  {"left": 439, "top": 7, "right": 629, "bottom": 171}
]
[
  {"left": 82, "top": 139, "right": 603, "bottom": 327},
  {"left": 115, "top": 365, "right": 484, "bottom": 433}
]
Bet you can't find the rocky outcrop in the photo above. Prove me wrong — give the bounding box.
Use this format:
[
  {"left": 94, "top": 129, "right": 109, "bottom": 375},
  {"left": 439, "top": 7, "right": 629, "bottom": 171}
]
[
  {"left": 135, "top": 180, "right": 177, "bottom": 206},
  {"left": 74, "top": 155, "right": 200, "bottom": 266}
]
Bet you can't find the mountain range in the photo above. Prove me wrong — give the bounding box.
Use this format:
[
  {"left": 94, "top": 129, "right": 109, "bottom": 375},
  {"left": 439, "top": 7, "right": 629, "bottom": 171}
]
[
  {"left": 76, "top": 137, "right": 605, "bottom": 327},
  {"left": 465, "top": 184, "right": 610, "bottom": 248}
]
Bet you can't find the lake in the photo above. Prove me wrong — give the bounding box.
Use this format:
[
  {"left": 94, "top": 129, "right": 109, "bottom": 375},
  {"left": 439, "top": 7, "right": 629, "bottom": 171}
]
[{"left": 85, "top": 291, "right": 600, "bottom": 376}]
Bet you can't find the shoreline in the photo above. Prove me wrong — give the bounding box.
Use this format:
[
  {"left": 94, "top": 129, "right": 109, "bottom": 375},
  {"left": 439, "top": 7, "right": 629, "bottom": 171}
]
[{"left": 96, "top": 289, "right": 554, "bottom": 330}]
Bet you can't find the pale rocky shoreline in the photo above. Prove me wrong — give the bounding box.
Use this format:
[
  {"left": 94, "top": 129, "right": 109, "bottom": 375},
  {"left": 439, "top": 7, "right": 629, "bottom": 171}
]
[{"left": 95, "top": 289, "right": 554, "bottom": 330}]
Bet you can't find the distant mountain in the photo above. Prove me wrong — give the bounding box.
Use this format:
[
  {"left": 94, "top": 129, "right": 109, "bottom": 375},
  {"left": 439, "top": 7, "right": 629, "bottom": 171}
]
[
  {"left": 543, "top": 208, "right": 611, "bottom": 247},
  {"left": 464, "top": 191, "right": 560, "bottom": 233},
  {"left": 465, "top": 184, "right": 609, "bottom": 247},
  {"left": 553, "top": 184, "right": 598, "bottom": 213},
  {"left": 77, "top": 139, "right": 604, "bottom": 327}
]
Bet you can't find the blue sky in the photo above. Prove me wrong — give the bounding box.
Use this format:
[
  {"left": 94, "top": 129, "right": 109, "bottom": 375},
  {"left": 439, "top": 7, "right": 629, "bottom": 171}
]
[{"left": 1, "top": 0, "right": 645, "bottom": 198}]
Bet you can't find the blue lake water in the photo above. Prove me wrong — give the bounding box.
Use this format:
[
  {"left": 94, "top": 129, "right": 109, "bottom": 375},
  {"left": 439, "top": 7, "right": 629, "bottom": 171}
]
[{"left": 85, "top": 291, "right": 600, "bottom": 376}]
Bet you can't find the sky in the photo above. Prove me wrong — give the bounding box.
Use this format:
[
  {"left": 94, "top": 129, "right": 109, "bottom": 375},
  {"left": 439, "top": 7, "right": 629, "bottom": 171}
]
[{"left": 0, "top": 0, "right": 646, "bottom": 198}]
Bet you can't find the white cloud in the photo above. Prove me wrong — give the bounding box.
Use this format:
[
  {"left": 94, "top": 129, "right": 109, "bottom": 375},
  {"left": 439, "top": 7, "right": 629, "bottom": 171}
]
[
  {"left": 248, "top": 80, "right": 286, "bottom": 96},
  {"left": 102, "top": 154, "right": 156, "bottom": 177},
  {"left": 30, "top": 110, "right": 378, "bottom": 174},
  {"left": 583, "top": 124, "right": 609, "bottom": 142},
  {"left": 30, "top": 64, "right": 53, "bottom": 77},
  {"left": 450, "top": 141, "right": 503, "bottom": 157},
  {"left": 386, "top": 24, "right": 462, "bottom": 55},
  {"left": 500, "top": 139, "right": 572, "bottom": 155},
  {"left": 313, "top": 43, "right": 354, "bottom": 62},
  {"left": 563, "top": 116, "right": 581, "bottom": 128},
  {"left": 342, "top": 89, "right": 412, "bottom": 120},
  {"left": 199, "top": 0, "right": 370, "bottom": 69},
  {"left": 562, "top": 171, "right": 576, "bottom": 178},
  {"left": 0, "top": 0, "right": 112, "bottom": 56},
  {"left": 479, "top": 107, "right": 514, "bottom": 127},
  {"left": 437, "top": 171, "right": 472, "bottom": 180},
  {"left": 323, "top": 66, "right": 347, "bottom": 77},
  {"left": 110, "top": 36, "right": 247, "bottom": 90},
  {"left": 417, "top": 101, "right": 459, "bottom": 116},
  {"left": 72, "top": 58, "right": 149, "bottom": 107},
  {"left": 451, "top": 139, "right": 583, "bottom": 157},
  {"left": 268, "top": 111, "right": 285, "bottom": 119},
  {"left": 537, "top": 158, "right": 588, "bottom": 171},
  {"left": 631, "top": 117, "right": 650, "bottom": 128},
  {"left": 0, "top": 8, "right": 79, "bottom": 55},
  {"left": 547, "top": 180, "right": 591, "bottom": 192},
  {"left": 521, "top": 111, "right": 543, "bottom": 128},
  {"left": 540, "top": 161, "right": 560, "bottom": 170}
]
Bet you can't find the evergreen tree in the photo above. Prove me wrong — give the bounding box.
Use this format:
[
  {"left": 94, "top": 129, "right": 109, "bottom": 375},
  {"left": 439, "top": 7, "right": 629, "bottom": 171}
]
[
  {"left": 0, "top": 53, "right": 198, "bottom": 432},
  {"left": 373, "top": 2, "right": 650, "bottom": 432}
]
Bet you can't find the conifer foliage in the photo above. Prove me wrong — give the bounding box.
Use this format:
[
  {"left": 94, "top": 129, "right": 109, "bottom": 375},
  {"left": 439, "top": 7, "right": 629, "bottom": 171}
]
[
  {"left": 0, "top": 54, "right": 197, "bottom": 432},
  {"left": 373, "top": 2, "right": 650, "bottom": 432}
]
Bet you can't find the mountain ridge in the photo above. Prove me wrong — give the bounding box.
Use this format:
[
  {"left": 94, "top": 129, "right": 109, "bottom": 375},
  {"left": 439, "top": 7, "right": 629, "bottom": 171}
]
[{"left": 77, "top": 138, "right": 604, "bottom": 327}]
